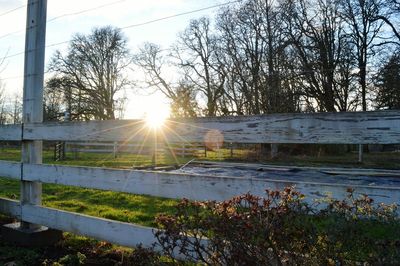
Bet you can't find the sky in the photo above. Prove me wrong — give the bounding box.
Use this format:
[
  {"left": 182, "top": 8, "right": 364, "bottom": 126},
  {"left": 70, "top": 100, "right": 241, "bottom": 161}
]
[{"left": 0, "top": 0, "right": 225, "bottom": 119}]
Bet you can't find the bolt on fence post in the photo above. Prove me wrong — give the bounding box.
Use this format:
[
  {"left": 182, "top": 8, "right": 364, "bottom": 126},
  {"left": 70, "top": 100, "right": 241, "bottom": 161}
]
[{"left": 20, "top": 0, "right": 48, "bottom": 230}]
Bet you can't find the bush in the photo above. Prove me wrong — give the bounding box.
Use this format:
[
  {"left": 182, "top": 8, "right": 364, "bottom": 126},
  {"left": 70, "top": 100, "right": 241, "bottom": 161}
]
[
  {"left": 57, "top": 252, "right": 86, "bottom": 265},
  {"left": 154, "top": 187, "right": 399, "bottom": 265},
  {"left": 125, "top": 245, "right": 162, "bottom": 266}
]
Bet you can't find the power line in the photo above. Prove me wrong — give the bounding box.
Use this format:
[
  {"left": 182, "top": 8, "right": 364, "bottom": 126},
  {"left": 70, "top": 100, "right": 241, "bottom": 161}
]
[
  {"left": 0, "top": 4, "right": 28, "bottom": 40},
  {"left": 2, "top": 39, "right": 70, "bottom": 60},
  {"left": 2, "top": 1, "right": 240, "bottom": 61},
  {"left": 0, "top": 3, "right": 27, "bottom": 18},
  {"left": 121, "top": 1, "right": 240, "bottom": 30},
  {"left": 0, "top": 70, "right": 51, "bottom": 82},
  {"left": 47, "top": 0, "right": 128, "bottom": 23},
  {"left": 0, "top": 0, "right": 129, "bottom": 41}
]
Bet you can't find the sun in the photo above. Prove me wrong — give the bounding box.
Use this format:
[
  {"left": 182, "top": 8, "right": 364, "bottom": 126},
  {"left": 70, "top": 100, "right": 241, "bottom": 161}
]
[
  {"left": 145, "top": 108, "right": 169, "bottom": 129},
  {"left": 122, "top": 91, "right": 170, "bottom": 129},
  {"left": 146, "top": 112, "right": 166, "bottom": 129}
]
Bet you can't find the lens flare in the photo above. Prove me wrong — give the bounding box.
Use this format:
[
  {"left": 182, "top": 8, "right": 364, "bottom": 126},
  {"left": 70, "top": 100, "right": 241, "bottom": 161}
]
[{"left": 145, "top": 111, "right": 167, "bottom": 129}]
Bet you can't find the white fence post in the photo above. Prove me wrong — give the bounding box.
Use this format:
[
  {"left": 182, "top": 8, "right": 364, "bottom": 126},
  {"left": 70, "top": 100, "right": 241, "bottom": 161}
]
[
  {"left": 358, "top": 144, "right": 363, "bottom": 163},
  {"left": 20, "top": 0, "right": 47, "bottom": 230},
  {"left": 113, "top": 142, "right": 118, "bottom": 159}
]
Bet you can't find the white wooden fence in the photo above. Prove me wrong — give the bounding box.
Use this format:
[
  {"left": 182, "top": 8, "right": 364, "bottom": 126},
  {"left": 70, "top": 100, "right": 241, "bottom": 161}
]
[
  {"left": 1, "top": 110, "right": 400, "bottom": 249},
  {"left": 1, "top": 0, "right": 400, "bottom": 255}
]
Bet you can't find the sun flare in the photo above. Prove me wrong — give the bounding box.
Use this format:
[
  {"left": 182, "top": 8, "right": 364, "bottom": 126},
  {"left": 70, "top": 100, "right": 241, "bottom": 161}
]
[{"left": 145, "top": 109, "right": 168, "bottom": 129}]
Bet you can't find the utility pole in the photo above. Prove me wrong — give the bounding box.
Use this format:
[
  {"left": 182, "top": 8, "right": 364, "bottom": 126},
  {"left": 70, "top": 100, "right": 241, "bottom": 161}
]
[
  {"left": 3, "top": 0, "right": 61, "bottom": 245},
  {"left": 20, "top": 0, "right": 48, "bottom": 230}
]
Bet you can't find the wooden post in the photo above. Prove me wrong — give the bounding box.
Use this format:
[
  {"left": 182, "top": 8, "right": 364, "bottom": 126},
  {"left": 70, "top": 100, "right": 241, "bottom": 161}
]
[
  {"left": 271, "top": 143, "right": 279, "bottom": 159},
  {"left": 152, "top": 131, "right": 157, "bottom": 167},
  {"left": 21, "top": 0, "right": 47, "bottom": 230},
  {"left": 230, "top": 142, "right": 233, "bottom": 158},
  {"left": 113, "top": 142, "right": 117, "bottom": 159},
  {"left": 358, "top": 144, "right": 363, "bottom": 163}
]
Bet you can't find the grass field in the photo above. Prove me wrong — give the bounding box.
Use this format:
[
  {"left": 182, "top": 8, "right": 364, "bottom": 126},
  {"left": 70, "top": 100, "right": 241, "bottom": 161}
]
[{"left": 0, "top": 146, "right": 399, "bottom": 264}]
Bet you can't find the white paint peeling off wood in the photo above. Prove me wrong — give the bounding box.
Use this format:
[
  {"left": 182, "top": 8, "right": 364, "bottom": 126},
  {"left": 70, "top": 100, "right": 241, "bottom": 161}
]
[
  {"left": 22, "top": 110, "right": 400, "bottom": 144},
  {"left": 0, "top": 125, "right": 22, "bottom": 141},
  {"left": 23, "top": 164, "right": 400, "bottom": 206},
  {"left": 20, "top": 204, "right": 206, "bottom": 257},
  {"left": 21, "top": 204, "right": 158, "bottom": 248},
  {"left": 0, "top": 198, "right": 21, "bottom": 219},
  {"left": 0, "top": 161, "right": 21, "bottom": 180},
  {"left": 24, "top": 120, "right": 150, "bottom": 143}
]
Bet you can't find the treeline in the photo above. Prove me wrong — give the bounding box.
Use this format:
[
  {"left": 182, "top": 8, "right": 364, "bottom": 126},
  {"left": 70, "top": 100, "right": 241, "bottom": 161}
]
[
  {"left": 136, "top": 0, "right": 400, "bottom": 117},
  {"left": 2, "top": 0, "right": 399, "bottom": 123},
  {"left": 0, "top": 85, "right": 22, "bottom": 125}
]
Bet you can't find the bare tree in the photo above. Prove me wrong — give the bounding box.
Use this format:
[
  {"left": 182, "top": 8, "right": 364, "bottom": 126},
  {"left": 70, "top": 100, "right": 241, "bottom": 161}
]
[
  {"left": 216, "top": 2, "right": 265, "bottom": 115},
  {"left": 339, "top": 0, "right": 387, "bottom": 111},
  {"left": 216, "top": 0, "right": 301, "bottom": 115},
  {"left": 135, "top": 42, "right": 198, "bottom": 117},
  {"left": 135, "top": 43, "right": 178, "bottom": 100},
  {"left": 170, "top": 81, "right": 199, "bottom": 118},
  {"left": 371, "top": 0, "right": 400, "bottom": 43},
  {"left": 281, "top": 0, "right": 358, "bottom": 112},
  {"left": 0, "top": 83, "right": 7, "bottom": 124},
  {"left": 44, "top": 78, "right": 65, "bottom": 121},
  {"left": 175, "top": 17, "right": 225, "bottom": 116},
  {"left": 10, "top": 93, "right": 22, "bottom": 124},
  {"left": 48, "top": 26, "right": 132, "bottom": 120}
]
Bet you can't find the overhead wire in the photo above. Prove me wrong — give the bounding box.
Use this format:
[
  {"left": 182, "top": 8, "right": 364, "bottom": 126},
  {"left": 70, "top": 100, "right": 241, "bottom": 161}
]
[
  {"left": 0, "top": 3, "right": 27, "bottom": 17},
  {"left": 0, "top": 0, "right": 240, "bottom": 82},
  {"left": 47, "top": 0, "right": 128, "bottom": 23},
  {"left": 0, "top": 0, "right": 129, "bottom": 41},
  {"left": 1, "top": 1, "right": 240, "bottom": 60},
  {"left": 121, "top": 1, "right": 241, "bottom": 30}
]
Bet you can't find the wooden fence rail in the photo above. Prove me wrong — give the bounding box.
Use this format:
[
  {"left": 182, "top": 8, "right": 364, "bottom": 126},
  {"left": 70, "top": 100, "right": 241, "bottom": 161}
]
[
  {"left": 17, "top": 110, "right": 400, "bottom": 144},
  {"left": 0, "top": 125, "right": 21, "bottom": 141}
]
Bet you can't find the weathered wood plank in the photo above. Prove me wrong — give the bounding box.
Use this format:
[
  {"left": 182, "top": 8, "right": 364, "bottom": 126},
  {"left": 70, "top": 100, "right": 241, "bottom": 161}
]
[
  {"left": 25, "top": 120, "right": 150, "bottom": 142},
  {"left": 0, "top": 161, "right": 21, "bottom": 180},
  {"left": 0, "top": 198, "right": 21, "bottom": 219},
  {"left": 65, "top": 148, "right": 164, "bottom": 154},
  {"left": 21, "top": 204, "right": 158, "bottom": 248},
  {"left": 23, "top": 164, "right": 400, "bottom": 205},
  {"left": 68, "top": 142, "right": 164, "bottom": 148},
  {"left": 0, "top": 124, "right": 22, "bottom": 141},
  {"left": 23, "top": 110, "right": 400, "bottom": 144}
]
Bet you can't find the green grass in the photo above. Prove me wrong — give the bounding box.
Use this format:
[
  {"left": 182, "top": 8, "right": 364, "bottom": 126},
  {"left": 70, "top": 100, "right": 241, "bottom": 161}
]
[
  {"left": 198, "top": 147, "right": 400, "bottom": 169},
  {"left": 1, "top": 145, "right": 399, "bottom": 169},
  {"left": 0, "top": 147, "right": 191, "bottom": 167},
  {"left": 0, "top": 179, "right": 178, "bottom": 228}
]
